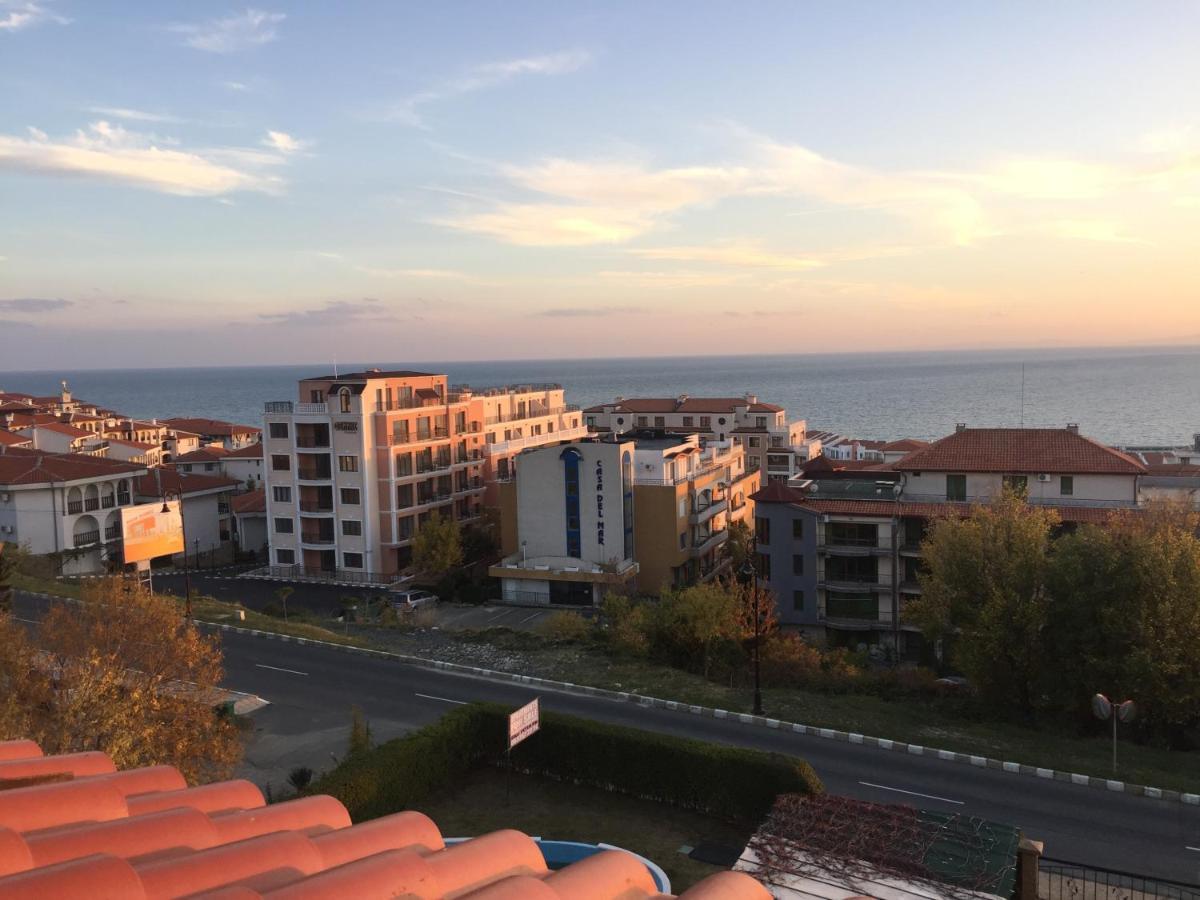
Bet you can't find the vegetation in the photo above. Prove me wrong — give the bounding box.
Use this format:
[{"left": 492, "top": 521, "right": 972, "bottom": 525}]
[
  {"left": 0, "top": 577, "right": 241, "bottom": 783},
  {"left": 0, "top": 542, "right": 13, "bottom": 614},
  {"left": 536, "top": 609, "right": 592, "bottom": 642},
  {"left": 274, "top": 585, "right": 294, "bottom": 623},
  {"left": 312, "top": 702, "right": 820, "bottom": 824},
  {"left": 412, "top": 512, "right": 464, "bottom": 579},
  {"left": 347, "top": 705, "right": 373, "bottom": 756},
  {"left": 908, "top": 496, "right": 1200, "bottom": 745},
  {"left": 287, "top": 766, "right": 314, "bottom": 792}
]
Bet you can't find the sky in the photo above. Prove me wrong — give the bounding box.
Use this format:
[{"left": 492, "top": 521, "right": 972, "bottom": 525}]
[{"left": 2, "top": 1, "right": 1199, "bottom": 369}]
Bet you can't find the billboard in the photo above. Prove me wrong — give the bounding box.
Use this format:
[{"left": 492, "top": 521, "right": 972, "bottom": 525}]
[
  {"left": 121, "top": 500, "right": 184, "bottom": 564},
  {"left": 508, "top": 698, "right": 539, "bottom": 750}
]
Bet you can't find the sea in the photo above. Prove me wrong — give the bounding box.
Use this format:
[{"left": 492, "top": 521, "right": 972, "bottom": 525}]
[{"left": 2, "top": 346, "right": 1198, "bottom": 448}]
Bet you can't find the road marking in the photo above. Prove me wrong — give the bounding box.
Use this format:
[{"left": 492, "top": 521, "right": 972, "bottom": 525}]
[
  {"left": 415, "top": 692, "right": 468, "bottom": 705},
  {"left": 1186, "top": 846, "right": 1200, "bottom": 853},
  {"left": 255, "top": 664, "right": 308, "bottom": 676},
  {"left": 518, "top": 612, "right": 542, "bottom": 624},
  {"left": 859, "top": 781, "right": 964, "bottom": 806}
]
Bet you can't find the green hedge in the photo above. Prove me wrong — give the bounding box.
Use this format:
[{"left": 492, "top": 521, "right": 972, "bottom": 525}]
[{"left": 312, "top": 702, "right": 821, "bottom": 824}]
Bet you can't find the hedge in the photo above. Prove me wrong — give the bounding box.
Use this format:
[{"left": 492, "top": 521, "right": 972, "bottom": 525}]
[{"left": 311, "top": 702, "right": 822, "bottom": 824}]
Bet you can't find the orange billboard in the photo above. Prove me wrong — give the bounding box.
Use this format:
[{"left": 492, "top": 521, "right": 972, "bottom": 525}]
[{"left": 121, "top": 500, "right": 184, "bottom": 564}]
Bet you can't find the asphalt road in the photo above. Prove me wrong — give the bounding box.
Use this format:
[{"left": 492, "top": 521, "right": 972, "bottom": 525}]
[{"left": 13, "top": 591, "right": 1200, "bottom": 884}]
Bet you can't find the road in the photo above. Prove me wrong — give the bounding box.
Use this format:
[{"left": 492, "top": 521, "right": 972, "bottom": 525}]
[{"left": 13, "top": 591, "right": 1200, "bottom": 884}]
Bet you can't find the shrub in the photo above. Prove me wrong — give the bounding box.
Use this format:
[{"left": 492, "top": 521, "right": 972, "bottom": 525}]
[
  {"left": 348, "top": 706, "right": 373, "bottom": 756},
  {"left": 536, "top": 610, "right": 591, "bottom": 643},
  {"left": 600, "top": 593, "right": 649, "bottom": 656},
  {"left": 287, "top": 766, "right": 314, "bottom": 791}
]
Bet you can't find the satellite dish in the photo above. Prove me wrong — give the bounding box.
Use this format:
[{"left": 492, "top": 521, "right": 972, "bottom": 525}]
[
  {"left": 1091, "top": 693, "right": 1112, "bottom": 720},
  {"left": 1118, "top": 700, "right": 1137, "bottom": 723}
]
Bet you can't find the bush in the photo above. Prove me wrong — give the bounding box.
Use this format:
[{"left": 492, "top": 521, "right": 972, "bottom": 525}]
[
  {"left": 536, "top": 610, "right": 591, "bottom": 643},
  {"left": 311, "top": 702, "right": 821, "bottom": 824},
  {"left": 348, "top": 706, "right": 373, "bottom": 756},
  {"left": 600, "top": 593, "right": 649, "bottom": 656}
]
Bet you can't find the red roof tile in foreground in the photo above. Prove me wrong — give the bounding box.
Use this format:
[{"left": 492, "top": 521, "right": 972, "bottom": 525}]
[
  {"left": 880, "top": 438, "right": 930, "bottom": 452},
  {"left": 0, "top": 740, "right": 768, "bottom": 899},
  {"left": 0, "top": 432, "right": 33, "bottom": 448},
  {"left": 895, "top": 428, "right": 1145, "bottom": 475}
]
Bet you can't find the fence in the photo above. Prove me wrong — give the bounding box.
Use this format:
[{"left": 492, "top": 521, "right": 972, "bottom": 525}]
[{"left": 1039, "top": 858, "right": 1200, "bottom": 900}]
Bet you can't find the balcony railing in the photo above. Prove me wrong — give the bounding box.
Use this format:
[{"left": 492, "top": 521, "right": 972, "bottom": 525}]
[
  {"left": 296, "top": 437, "right": 330, "bottom": 449},
  {"left": 295, "top": 402, "right": 327, "bottom": 415},
  {"left": 299, "top": 501, "right": 334, "bottom": 513},
  {"left": 104, "top": 524, "right": 120, "bottom": 541},
  {"left": 296, "top": 467, "right": 333, "bottom": 482},
  {"left": 264, "top": 401, "right": 294, "bottom": 414},
  {"left": 300, "top": 533, "right": 336, "bottom": 545},
  {"left": 483, "top": 404, "right": 580, "bottom": 426},
  {"left": 264, "top": 564, "right": 403, "bottom": 585},
  {"left": 73, "top": 530, "right": 100, "bottom": 548},
  {"left": 66, "top": 500, "right": 83, "bottom": 514},
  {"left": 898, "top": 490, "right": 1138, "bottom": 510},
  {"left": 117, "top": 492, "right": 130, "bottom": 506},
  {"left": 485, "top": 424, "right": 590, "bottom": 457},
  {"left": 101, "top": 495, "right": 115, "bottom": 509}
]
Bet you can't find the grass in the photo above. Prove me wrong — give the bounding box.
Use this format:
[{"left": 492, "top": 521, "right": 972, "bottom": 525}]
[{"left": 415, "top": 767, "right": 752, "bottom": 892}]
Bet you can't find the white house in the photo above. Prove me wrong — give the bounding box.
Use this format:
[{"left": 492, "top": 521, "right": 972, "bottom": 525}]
[{"left": 134, "top": 470, "right": 240, "bottom": 567}]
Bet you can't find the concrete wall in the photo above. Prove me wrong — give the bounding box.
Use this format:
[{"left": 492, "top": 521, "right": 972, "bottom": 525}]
[
  {"left": 755, "top": 503, "right": 821, "bottom": 628},
  {"left": 902, "top": 471, "right": 1137, "bottom": 503}
]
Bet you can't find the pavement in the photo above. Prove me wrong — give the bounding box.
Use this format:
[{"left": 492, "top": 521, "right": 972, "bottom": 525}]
[
  {"left": 150, "top": 572, "right": 557, "bottom": 631},
  {"left": 12, "top": 591, "right": 1200, "bottom": 884}
]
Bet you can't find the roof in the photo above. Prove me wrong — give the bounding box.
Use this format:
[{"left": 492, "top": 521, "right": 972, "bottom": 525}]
[
  {"left": 0, "top": 432, "right": 33, "bottom": 448},
  {"left": 135, "top": 470, "right": 239, "bottom": 498},
  {"left": 231, "top": 489, "right": 266, "bottom": 514},
  {"left": 800, "top": 457, "right": 893, "bottom": 476},
  {"left": 175, "top": 447, "right": 231, "bottom": 463},
  {"left": 308, "top": 369, "right": 439, "bottom": 381},
  {"left": 0, "top": 740, "right": 765, "bottom": 899},
  {"left": 585, "top": 397, "right": 783, "bottom": 415},
  {"left": 20, "top": 422, "right": 92, "bottom": 439},
  {"left": 161, "top": 418, "right": 262, "bottom": 437},
  {"left": 105, "top": 438, "right": 156, "bottom": 450},
  {"left": 1144, "top": 463, "right": 1200, "bottom": 476},
  {"left": 895, "top": 428, "right": 1145, "bottom": 475},
  {"left": 0, "top": 451, "right": 146, "bottom": 487},
  {"left": 881, "top": 438, "right": 930, "bottom": 452},
  {"left": 224, "top": 443, "right": 264, "bottom": 459}
]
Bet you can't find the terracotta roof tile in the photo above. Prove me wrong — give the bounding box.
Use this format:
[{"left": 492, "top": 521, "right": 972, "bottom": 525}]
[
  {"left": 224, "top": 444, "right": 264, "bottom": 459},
  {"left": 881, "top": 438, "right": 930, "bottom": 452},
  {"left": 135, "top": 470, "right": 239, "bottom": 497},
  {"left": 895, "top": 428, "right": 1145, "bottom": 475},
  {"left": 162, "top": 418, "right": 262, "bottom": 437},
  {"left": 20, "top": 422, "right": 93, "bottom": 439},
  {"left": 0, "top": 741, "right": 768, "bottom": 899},
  {"left": 231, "top": 489, "right": 266, "bottom": 514},
  {"left": 0, "top": 432, "right": 33, "bottom": 448},
  {"left": 0, "top": 451, "right": 146, "bottom": 486}
]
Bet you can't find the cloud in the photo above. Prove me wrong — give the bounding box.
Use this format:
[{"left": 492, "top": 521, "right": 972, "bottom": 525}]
[
  {"left": 353, "top": 265, "right": 477, "bottom": 281},
  {"left": 593, "top": 269, "right": 750, "bottom": 289},
  {"left": 262, "top": 130, "right": 308, "bottom": 154},
  {"left": 630, "top": 242, "right": 827, "bottom": 271},
  {"left": 0, "top": 1, "right": 69, "bottom": 32},
  {"left": 257, "top": 298, "right": 394, "bottom": 326},
  {"left": 1035, "top": 219, "right": 1149, "bottom": 244},
  {"left": 0, "top": 120, "right": 288, "bottom": 196},
  {"left": 0, "top": 297, "right": 71, "bottom": 312},
  {"left": 222, "top": 80, "right": 250, "bottom": 92},
  {"left": 384, "top": 49, "right": 591, "bottom": 127},
  {"left": 170, "top": 8, "right": 284, "bottom": 54},
  {"left": 87, "top": 106, "right": 183, "bottom": 125},
  {"left": 533, "top": 306, "right": 645, "bottom": 317},
  {"left": 0, "top": 319, "right": 33, "bottom": 329}
]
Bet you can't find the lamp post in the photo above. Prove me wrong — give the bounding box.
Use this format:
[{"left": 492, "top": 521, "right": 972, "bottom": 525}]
[
  {"left": 1092, "top": 693, "right": 1136, "bottom": 774},
  {"left": 738, "top": 558, "right": 764, "bottom": 716},
  {"left": 162, "top": 489, "right": 191, "bottom": 621}
]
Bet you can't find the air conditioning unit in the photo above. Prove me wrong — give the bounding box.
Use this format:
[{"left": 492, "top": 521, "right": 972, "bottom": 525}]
[
  {"left": 0, "top": 492, "right": 9, "bottom": 502},
  {"left": 0, "top": 525, "right": 12, "bottom": 534},
  {"left": 1037, "top": 474, "right": 1052, "bottom": 483}
]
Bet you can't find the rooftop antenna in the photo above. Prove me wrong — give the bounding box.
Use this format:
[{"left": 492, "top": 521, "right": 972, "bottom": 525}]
[
  {"left": 1020, "top": 364, "right": 1025, "bottom": 428},
  {"left": 333, "top": 355, "right": 338, "bottom": 378}
]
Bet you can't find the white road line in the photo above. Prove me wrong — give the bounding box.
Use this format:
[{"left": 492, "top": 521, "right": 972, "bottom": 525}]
[
  {"left": 415, "top": 692, "right": 468, "bottom": 705},
  {"left": 255, "top": 664, "right": 308, "bottom": 676},
  {"left": 1186, "top": 846, "right": 1200, "bottom": 853},
  {"left": 518, "top": 612, "right": 542, "bottom": 624},
  {"left": 859, "top": 781, "right": 964, "bottom": 806}
]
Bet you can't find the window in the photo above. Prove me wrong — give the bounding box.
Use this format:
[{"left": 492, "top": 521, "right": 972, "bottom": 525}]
[
  {"left": 561, "top": 448, "right": 582, "bottom": 558},
  {"left": 340, "top": 487, "right": 360, "bottom": 504},
  {"left": 271, "top": 454, "right": 291, "bottom": 471},
  {"left": 654, "top": 416, "right": 665, "bottom": 427},
  {"left": 343, "top": 552, "right": 363, "bottom": 569},
  {"left": 586, "top": 416, "right": 596, "bottom": 428},
  {"left": 276, "top": 548, "right": 294, "bottom": 564},
  {"left": 342, "top": 520, "right": 362, "bottom": 536},
  {"left": 397, "top": 516, "right": 414, "bottom": 540},
  {"left": 1061, "top": 475, "right": 1074, "bottom": 496},
  {"left": 339, "top": 389, "right": 352, "bottom": 413},
  {"left": 757, "top": 552, "right": 770, "bottom": 577},
  {"left": 792, "top": 519, "right": 804, "bottom": 540},
  {"left": 269, "top": 422, "right": 289, "bottom": 439},
  {"left": 338, "top": 455, "right": 359, "bottom": 473},
  {"left": 699, "top": 416, "right": 711, "bottom": 428},
  {"left": 309, "top": 390, "right": 324, "bottom": 404},
  {"left": 828, "top": 522, "right": 878, "bottom": 548},
  {"left": 272, "top": 486, "right": 291, "bottom": 503},
  {"left": 946, "top": 473, "right": 967, "bottom": 502},
  {"left": 204, "top": 463, "right": 215, "bottom": 472},
  {"left": 637, "top": 416, "right": 648, "bottom": 427},
  {"left": 756, "top": 416, "right": 767, "bottom": 428},
  {"left": 718, "top": 417, "right": 726, "bottom": 425},
  {"left": 755, "top": 516, "right": 770, "bottom": 543},
  {"left": 793, "top": 554, "right": 804, "bottom": 575},
  {"left": 749, "top": 437, "right": 760, "bottom": 448},
  {"left": 682, "top": 416, "right": 693, "bottom": 427},
  {"left": 679, "top": 532, "right": 687, "bottom": 550},
  {"left": 274, "top": 517, "right": 293, "bottom": 533},
  {"left": 616, "top": 417, "right": 624, "bottom": 425},
  {"left": 793, "top": 590, "right": 805, "bottom": 611},
  {"left": 1003, "top": 474, "right": 1028, "bottom": 495}
]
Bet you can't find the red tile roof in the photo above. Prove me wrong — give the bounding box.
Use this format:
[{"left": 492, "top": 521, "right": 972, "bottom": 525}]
[
  {"left": 0, "top": 451, "right": 146, "bottom": 486},
  {"left": 1144, "top": 463, "right": 1200, "bottom": 476},
  {"left": 585, "top": 397, "right": 783, "bottom": 414},
  {"left": 224, "top": 443, "right": 264, "bottom": 459},
  {"left": 0, "top": 740, "right": 766, "bottom": 899},
  {"left": 106, "top": 438, "right": 156, "bottom": 450},
  {"left": 895, "top": 428, "right": 1145, "bottom": 475},
  {"left": 231, "top": 489, "right": 266, "bottom": 514},
  {"left": 162, "top": 418, "right": 262, "bottom": 437},
  {"left": 0, "top": 432, "right": 33, "bottom": 448},
  {"left": 135, "top": 470, "right": 239, "bottom": 498},
  {"left": 21, "top": 422, "right": 92, "bottom": 439},
  {"left": 175, "top": 447, "right": 231, "bottom": 463},
  {"left": 800, "top": 457, "right": 893, "bottom": 476},
  {"left": 881, "top": 438, "right": 930, "bottom": 452}
]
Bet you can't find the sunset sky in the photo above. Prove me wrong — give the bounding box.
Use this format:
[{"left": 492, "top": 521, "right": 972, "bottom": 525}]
[{"left": 2, "top": 1, "right": 1199, "bottom": 368}]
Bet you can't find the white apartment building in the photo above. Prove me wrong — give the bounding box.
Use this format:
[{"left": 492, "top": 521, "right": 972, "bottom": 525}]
[
  {"left": 584, "top": 395, "right": 809, "bottom": 481},
  {"left": 263, "top": 369, "right": 588, "bottom": 583}
]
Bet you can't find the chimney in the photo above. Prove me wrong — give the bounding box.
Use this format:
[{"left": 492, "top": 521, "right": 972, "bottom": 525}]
[
  {"left": 1193, "top": 432, "right": 1200, "bottom": 452},
  {"left": 745, "top": 394, "right": 757, "bottom": 404},
  {"left": 955, "top": 423, "right": 968, "bottom": 432},
  {"left": 1066, "top": 423, "right": 1079, "bottom": 435}
]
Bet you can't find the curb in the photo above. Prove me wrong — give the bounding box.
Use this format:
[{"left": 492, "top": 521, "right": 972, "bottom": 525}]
[
  {"left": 17, "top": 590, "right": 1194, "bottom": 807},
  {"left": 198, "top": 613, "right": 1196, "bottom": 807}
]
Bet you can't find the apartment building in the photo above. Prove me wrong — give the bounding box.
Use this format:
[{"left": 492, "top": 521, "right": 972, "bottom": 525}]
[
  {"left": 263, "top": 369, "right": 585, "bottom": 582},
  {"left": 16, "top": 422, "right": 105, "bottom": 456},
  {"left": 752, "top": 426, "right": 1146, "bottom": 659},
  {"left": 175, "top": 443, "right": 263, "bottom": 489},
  {"left": 0, "top": 449, "right": 147, "bottom": 575},
  {"left": 162, "top": 417, "right": 261, "bottom": 451},
  {"left": 584, "top": 395, "right": 810, "bottom": 481}
]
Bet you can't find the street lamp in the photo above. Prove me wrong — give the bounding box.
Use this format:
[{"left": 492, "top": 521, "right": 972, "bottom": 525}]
[
  {"left": 162, "top": 489, "right": 192, "bottom": 621},
  {"left": 738, "top": 558, "right": 764, "bottom": 716},
  {"left": 1092, "top": 693, "right": 1136, "bottom": 774}
]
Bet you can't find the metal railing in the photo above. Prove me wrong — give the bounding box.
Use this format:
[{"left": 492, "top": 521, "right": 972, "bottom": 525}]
[
  {"left": 484, "top": 404, "right": 580, "bottom": 426},
  {"left": 104, "top": 524, "right": 120, "bottom": 541},
  {"left": 264, "top": 564, "right": 403, "bottom": 585},
  {"left": 300, "top": 533, "right": 336, "bottom": 545},
  {"left": 101, "top": 495, "right": 116, "bottom": 509},
  {"left": 264, "top": 401, "right": 294, "bottom": 413},
  {"left": 1039, "top": 858, "right": 1200, "bottom": 899},
  {"left": 67, "top": 500, "right": 83, "bottom": 514},
  {"left": 117, "top": 493, "right": 130, "bottom": 505},
  {"left": 73, "top": 530, "right": 100, "bottom": 547},
  {"left": 299, "top": 501, "right": 334, "bottom": 513}
]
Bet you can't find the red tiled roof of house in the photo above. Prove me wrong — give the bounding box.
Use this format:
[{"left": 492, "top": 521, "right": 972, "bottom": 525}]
[
  {"left": 585, "top": 397, "right": 783, "bottom": 415},
  {"left": 231, "top": 489, "right": 266, "bottom": 514},
  {"left": 175, "top": 447, "right": 231, "bottom": 463},
  {"left": 3, "top": 412, "right": 60, "bottom": 429},
  {"left": 800, "top": 457, "right": 893, "bottom": 476},
  {"left": 0, "top": 431, "right": 33, "bottom": 448},
  {"left": 1144, "top": 462, "right": 1200, "bottom": 476},
  {"left": 162, "top": 417, "right": 262, "bottom": 437},
  {"left": 135, "top": 469, "right": 239, "bottom": 498},
  {"left": 881, "top": 438, "right": 930, "bottom": 452},
  {"left": 895, "top": 428, "right": 1145, "bottom": 475},
  {"left": 224, "top": 443, "right": 264, "bottom": 459},
  {"left": 0, "top": 451, "right": 146, "bottom": 486},
  {"left": 0, "top": 740, "right": 767, "bottom": 899},
  {"left": 106, "top": 438, "right": 156, "bottom": 450},
  {"left": 21, "top": 422, "right": 93, "bottom": 439}
]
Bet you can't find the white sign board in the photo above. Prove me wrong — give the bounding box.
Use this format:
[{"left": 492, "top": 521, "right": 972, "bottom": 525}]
[{"left": 508, "top": 698, "right": 539, "bottom": 750}]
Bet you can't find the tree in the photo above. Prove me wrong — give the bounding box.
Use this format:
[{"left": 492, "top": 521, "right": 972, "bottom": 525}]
[
  {"left": 904, "top": 491, "right": 1058, "bottom": 716},
  {"left": 275, "top": 585, "right": 294, "bottom": 622},
  {"left": 649, "top": 583, "right": 744, "bottom": 677},
  {"left": 0, "top": 542, "right": 14, "bottom": 614},
  {"left": 722, "top": 519, "right": 755, "bottom": 573},
  {"left": 412, "top": 512, "right": 463, "bottom": 579},
  {"left": 600, "top": 592, "right": 649, "bottom": 656},
  {"left": 348, "top": 706, "right": 372, "bottom": 756},
  {"left": 1047, "top": 503, "right": 1200, "bottom": 742},
  {"left": 0, "top": 578, "right": 241, "bottom": 783}
]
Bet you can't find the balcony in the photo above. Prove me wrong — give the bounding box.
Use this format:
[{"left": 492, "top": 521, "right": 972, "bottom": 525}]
[
  {"left": 295, "top": 402, "right": 327, "bottom": 415},
  {"left": 299, "top": 501, "right": 334, "bottom": 513},
  {"left": 264, "top": 401, "right": 294, "bottom": 414},
  {"left": 689, "top": 496, "right": 728, "bottom": 524},
  {"left": 117, "top": 492, "right": 130, "bottom": 506},
  {"left": 483, "top": 404, "right": 580, "bottom": 426},
  {"left": 299, "top": 532, "right": 336, "bottom": 546},
  {"left": 819, "top": 540, "right": 887, "bottom": 557},
  {"left": 73, "top": 530, "right": 100, "bottom": 548},
  {"left": 104, "top": 524, "right": 121, "bottom": 541},
  {"left": 690, "top": 528, "right": 727, "bottom": 557},
  {"left": 296, "top": 436, "right": 330, "bottom": 449},
  {"left": 485, "top": 424, "right": 590, "bottom": 457},
  {"left": 67, "top": 500, "right": 83, "bottom": 514},
  {"left": 817, "top": 575, "right": 891, "bottom": 593},
  {"left": 101, "top": 495, "right": 116, "bottom": 509}
]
